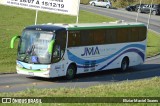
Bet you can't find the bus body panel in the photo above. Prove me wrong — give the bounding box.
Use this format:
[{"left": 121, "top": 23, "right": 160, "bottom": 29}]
[
  {"left": 67, "top": 41, "right": 145, "bottom": 74},
  {"left": 16, "top": 60, "right": 52, "bottom": 78},
  {"left": 14, "top": 22, "right": 147, "bottom": 78}
]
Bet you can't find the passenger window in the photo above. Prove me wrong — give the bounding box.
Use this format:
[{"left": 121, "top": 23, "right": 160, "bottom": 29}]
[
  {"left": 68, "top": 31, "right": 81, "bottom": 47},
  {"left": 80, "top": 30, "right": 93, "bottom": 46},
  {"left": 129, "top": 28, "right": 139, "bottom": 42},
  {"left": 117, "top": 28, "right": 129, "bottom": 43},
  {"left": 105, "top": 29, "right": 117, "bottom": 44},
  {"left": 139, "top": 27, "right": 147, "bottom": 41},
  {"left": 93, "top": 29, "right": 105, "bottom": 45}
]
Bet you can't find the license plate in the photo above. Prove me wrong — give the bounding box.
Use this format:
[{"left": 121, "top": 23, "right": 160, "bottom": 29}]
[{"left": 28, "top": 72, "right": 34, "bottom": 76}]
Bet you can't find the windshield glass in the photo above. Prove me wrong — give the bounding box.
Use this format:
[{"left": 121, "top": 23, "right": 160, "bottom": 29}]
[{"left": 18, "top": 30, "right": 55, "bottom": 64}]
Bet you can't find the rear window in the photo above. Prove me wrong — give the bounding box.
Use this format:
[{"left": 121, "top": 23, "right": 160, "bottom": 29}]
[{"left": 154, "top": 5, "right": 160, "bottom": 8}]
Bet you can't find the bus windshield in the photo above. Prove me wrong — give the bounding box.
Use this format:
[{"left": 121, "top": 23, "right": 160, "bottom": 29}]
[{"left": 18, "top": 30, "right": 55, "bottom": 64}]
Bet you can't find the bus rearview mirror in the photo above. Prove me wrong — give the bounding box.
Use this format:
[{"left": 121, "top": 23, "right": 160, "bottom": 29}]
[
  {"left": 10, "top": 35, "right": 20, "bottom": 49},
  {"left": 48, "top": 40, "right": 55, "bottom": 54}
]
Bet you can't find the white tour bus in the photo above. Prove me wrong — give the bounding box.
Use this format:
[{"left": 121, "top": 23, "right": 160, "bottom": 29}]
[{"left": 11, "top": 21, "right": 147, "bottom": 79}]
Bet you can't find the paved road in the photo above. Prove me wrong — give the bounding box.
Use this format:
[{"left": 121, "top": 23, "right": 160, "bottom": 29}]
[
  {"left": 80, "top": 5, "right": 160, "bottom": 34},
  {"left": 0, "top": 56, "right": 160, "bottom": 92}
]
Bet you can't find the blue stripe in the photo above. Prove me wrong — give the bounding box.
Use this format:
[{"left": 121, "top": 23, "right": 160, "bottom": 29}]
[
  {"left": 68, "top": 44, "right": 145, "bottom": 65},
  {"left": 17, "top": 61, "right": 49, "bottom": 70},
  {"left": 77, "top": 65, "right": 96, "bottom": 68},
  {"left": 98, "top": 48, "right": 144, "bottom": 70}
]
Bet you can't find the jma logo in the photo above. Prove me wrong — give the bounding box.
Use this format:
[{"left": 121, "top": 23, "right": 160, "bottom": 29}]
[{"left": 81, "top": 47, "right": 100, "bottom": 56}]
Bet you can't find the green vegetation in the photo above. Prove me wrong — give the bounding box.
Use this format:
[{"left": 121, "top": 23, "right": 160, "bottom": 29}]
[
  {"left": 147, "top": 31, "right": 160, "bottom": 57},
  {"left": 0, "top": 5, "right": 114, "bottom": 73},
  {"left": 0, "top": 5, "right": 160, "bottom": 73},
  {"left": 0, "top": 77, "right": 159, "bottom": 97},
  {"left": 80, "top": 0, "right": 90, "bottom": 4},
  {"left": 0, "top": 77, "right": 160, "bottom": 105}
]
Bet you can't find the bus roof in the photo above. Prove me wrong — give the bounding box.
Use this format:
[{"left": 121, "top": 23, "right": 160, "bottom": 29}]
[
  {"left": 66, "top": 22, "right": 146, "bottom": 30},
  {"left": 24, "top": 24, "right": 66, "bottom": 32},
  {"left": 25, "top": 21, "right": 146, "bottom": 31}
]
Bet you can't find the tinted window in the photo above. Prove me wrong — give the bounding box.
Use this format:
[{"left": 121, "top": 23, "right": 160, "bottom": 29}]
[
  {"left": 117, "top": 28, "right": 129, "bottom": 43},
  {"left": 154, "top": 5, "right": 160, "bottom": 8},
  {"left": 93, "top": 29, "right": 106, "bottom": 44},
  {"left": 129, "top": 28, "right": 139, "bottom": 42},
  {"left": 52, "top": 31, "right": 67, "bottom": 63},
  {"left": 80, "top": 30, "right": 93, "bottom": 46},
  {"left": 68, "top": 26, "right": 146, "bottom": 47},
  {"left": 139, "top": 27, "right": 147, "bottom": 41},
  {"left": 105, "top": 29, "right": 117, "bottom": 44},
  {"left": 68, "top": 31, "right": 81, "bottom": 47}
]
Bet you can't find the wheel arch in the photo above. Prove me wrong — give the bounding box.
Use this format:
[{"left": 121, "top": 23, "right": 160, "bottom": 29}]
[
  {"left": 91, "top": 2, "right": 96, "bottom": 6},
  {"left": 120, "top": 56, "right": 130, "bottom": 71},
  {"left": 152, "top": 10, "right": 157, "bottom": 15},
  {"left": 106, "top": 4, "right": 110, "bottom": 8},
  {"left": 66, "top": 62, "right": 77, "bottom": 74},
  {"left": 121, "top": 56, "right": 130, "bottom": 64},
  {"left": 121, "top": 56, "right": 130, "bottom": 66}
]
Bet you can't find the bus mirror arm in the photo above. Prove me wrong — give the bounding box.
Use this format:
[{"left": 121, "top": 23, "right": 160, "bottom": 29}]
[
  {"left": 10, "top": 35, "right": 21, "bottom": 49},
  {"left": 48, "top": 40, "right": 55, "bottom": 54}
]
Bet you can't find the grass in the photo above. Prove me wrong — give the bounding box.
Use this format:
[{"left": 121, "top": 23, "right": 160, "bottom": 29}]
[
  {"left": 0, "top": 5, "right": 160, "bottom": 74},
  {"left": 0, "top": 77, "right": 160, "bottom": 105},
  {"left": 0, "top": 5, "right": 114, "bottom": 73},
  {"left": 147, "top": 31, "right": 160, "bottom": 57},
  {"left": 2, "top": 77, "right": 160, "bottom": 97}
]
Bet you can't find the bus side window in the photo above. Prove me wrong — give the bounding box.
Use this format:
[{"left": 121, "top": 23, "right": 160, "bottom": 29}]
[
  {"left": 105, "top": 29, "right": 117, "bottom": 44},
  {"left": 80, "top": 30, "right": 93, "bottom": 46},
  {"left": 117, "top": 28, "right": 129, "bottom": 43},
  {"left": 93, "top": 29, "right": 105, "bottom": 45},
  {"left": 53, "top": 45, "right": 61, "bottom": 57},
  {"left": 129, "top": 28, "right": 139, "bottom": 42},
  {"left": 139, "top": 27, "right": 147, "bottom": 41},
  {"left": 52, "top": 31, "right": 66, "bottom": 63},
  {"left": 68, "top": 31, "right": 81, "bottom": 47}
]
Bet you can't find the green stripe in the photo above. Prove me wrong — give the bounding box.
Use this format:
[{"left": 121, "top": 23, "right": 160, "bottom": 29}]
[
  {"left": 68, "top": 24, "right": 146, "bottom": 31},
  {"left": 17, "top": 67, "right": 46, "bottom": 73}
]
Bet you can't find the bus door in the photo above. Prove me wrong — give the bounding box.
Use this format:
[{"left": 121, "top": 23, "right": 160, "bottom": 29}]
[{"left": 52, "top": 31, "right": 67, "bottom": 74}]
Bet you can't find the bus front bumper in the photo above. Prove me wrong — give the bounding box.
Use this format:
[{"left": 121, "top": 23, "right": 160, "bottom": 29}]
[{"left": 16, "top": 66, "right": 51, "bottom": 78}]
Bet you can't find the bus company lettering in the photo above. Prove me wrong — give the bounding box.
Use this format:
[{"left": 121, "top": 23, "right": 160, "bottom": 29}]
[{"left": 81, "top": 47, "right": 100, "bottom": 56}]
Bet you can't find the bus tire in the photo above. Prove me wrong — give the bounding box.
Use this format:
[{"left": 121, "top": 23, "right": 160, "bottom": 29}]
[
  {"left": 66, "top": 65, "right": 76, "bottom": 80},
  {"left": 121, "top": 57, "right": 129, "bottom": 71}
]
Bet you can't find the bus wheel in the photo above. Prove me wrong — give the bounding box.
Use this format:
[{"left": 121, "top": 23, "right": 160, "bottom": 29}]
[
  {"left": 66, "top": 65, "right": 76, "bottom": 80},
  {"left": 121, "top": 57, "right": 129, "bottom": 71}
]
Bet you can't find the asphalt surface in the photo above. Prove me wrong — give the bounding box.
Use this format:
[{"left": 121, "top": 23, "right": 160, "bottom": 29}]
[
  {"left": 0, "top": 5, "right": 160, "bottom": 92},
  {"left": 0, "top": 55, "right": 160, "bottom": 92},
  {"left": 80, "top": 5, "right": 160, "bottom": 34}
]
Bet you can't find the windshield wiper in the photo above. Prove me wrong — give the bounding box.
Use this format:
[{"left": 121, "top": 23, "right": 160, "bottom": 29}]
[{"left": 22, "top": 45, "right": 35, "bottom": 62}]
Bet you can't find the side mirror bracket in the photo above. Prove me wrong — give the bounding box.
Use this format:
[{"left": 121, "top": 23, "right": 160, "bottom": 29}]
[
  {"left": 48, "top": 40, "right": 55, "bottom": 54},
  {"left": 10, "top": 35, "right": 20, "bottom": 49}
]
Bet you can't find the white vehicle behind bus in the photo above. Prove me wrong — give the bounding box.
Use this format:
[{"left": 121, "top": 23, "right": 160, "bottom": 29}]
[
  {"left": 11, "top": 21, "right": 147, "bottom": 79},
  {"left": 89, "top": 0, "right": 112, "bottom": 9}
]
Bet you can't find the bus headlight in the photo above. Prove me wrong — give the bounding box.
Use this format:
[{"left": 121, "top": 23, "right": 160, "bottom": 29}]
[
  {"left": 17, "top": 64, "right": 23, "bottom": 68},
  {"left": 40, "top": 68, "right": 50, "bottom": 71}
]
